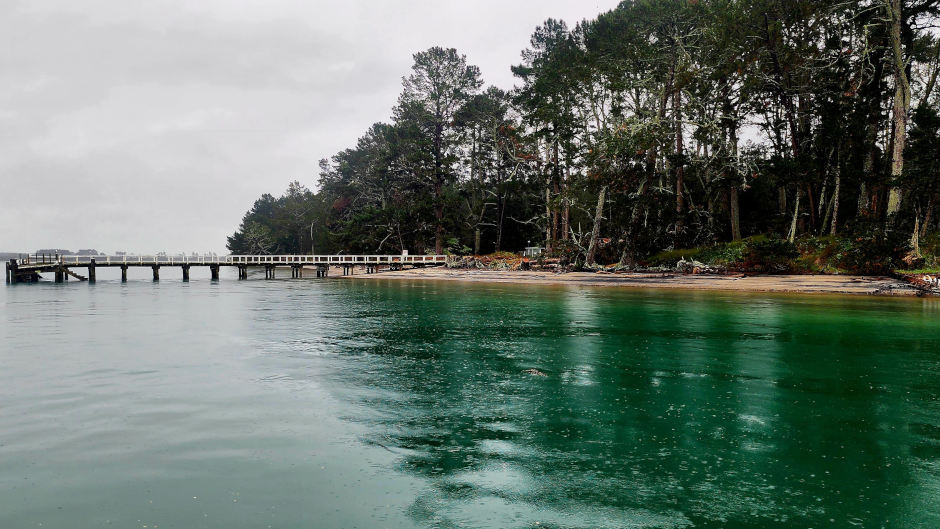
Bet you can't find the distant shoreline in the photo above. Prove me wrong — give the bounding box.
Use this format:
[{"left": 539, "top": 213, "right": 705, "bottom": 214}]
[{"left": 343, "top": 268, "right": 927, "bottom": 297}]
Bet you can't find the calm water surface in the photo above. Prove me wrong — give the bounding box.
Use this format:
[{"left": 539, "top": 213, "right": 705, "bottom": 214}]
[{"left": 2, "top": 270, "right": 939, "bottom": 528}]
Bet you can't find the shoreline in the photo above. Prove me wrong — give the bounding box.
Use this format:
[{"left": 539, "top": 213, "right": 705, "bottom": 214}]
[{"left": 342, "top": 267, "right": 926, "bottom": 297}]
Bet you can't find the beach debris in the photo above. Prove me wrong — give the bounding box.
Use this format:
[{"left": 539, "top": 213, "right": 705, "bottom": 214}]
[
  {"left": 523, "top": 368, "right": 548, "bottom": 377},
  {"left": 893, "top": 273, "right": 940, "bottom": 296},
  {"left": 675, "top": 258, "right": 721, "bottom": 275},
  {"left": 903, "top": 274, "right": 940, "bottom": 295},
  {"left": 447, "top": 253, "right": 561, "bottom": 272}
]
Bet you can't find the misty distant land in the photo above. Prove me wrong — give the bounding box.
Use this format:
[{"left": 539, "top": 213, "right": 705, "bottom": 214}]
[{"left": 3, "top": 250, "right": 128, "bottom": 260}]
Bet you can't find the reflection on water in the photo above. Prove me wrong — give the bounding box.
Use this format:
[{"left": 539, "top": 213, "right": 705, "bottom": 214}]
[
  {"left": 1, "top": 277, "right": 939, "bottom": 528},
  {"left": 316, "top": 284, "right": 940, "bottom": 528}
]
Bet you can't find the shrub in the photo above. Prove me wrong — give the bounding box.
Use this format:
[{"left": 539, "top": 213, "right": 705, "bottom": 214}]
[
  {"left": 922, "top": 232, "right": 940, "bottom": 261},
  {"left": 645, "top": 247, "right": 705, "bottom": 267},
  {"left": 645, "top": 235, "right": 779, "bottom": 270},
  {"left": 644, "top": 231, "right": 917, "bottom": 275},
  {"left": 741, "top": 238, "right": 799, "bottom": 273},
  {"left": 830, "top": 235, "right": 897, "bottom": 274},
  {"left": 545, "top": 239, "right": 581, "bottom": 266},
  {"left": 445, "top": 237, "right": 472, "bottom": 256}
]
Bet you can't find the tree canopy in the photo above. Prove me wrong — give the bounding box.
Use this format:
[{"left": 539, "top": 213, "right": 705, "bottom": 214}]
[{"left": 229, "top": 0, "right": 940, "bottom": 268}]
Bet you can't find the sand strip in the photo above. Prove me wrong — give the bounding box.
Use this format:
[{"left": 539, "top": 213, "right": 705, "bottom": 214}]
[{"left": 343, "top": 268, "right": 923, "bottom": 296}]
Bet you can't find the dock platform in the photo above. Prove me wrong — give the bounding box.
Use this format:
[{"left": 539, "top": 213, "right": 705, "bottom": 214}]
[{"left": 6, "top": 254, "right": 449, "bottom": 283}]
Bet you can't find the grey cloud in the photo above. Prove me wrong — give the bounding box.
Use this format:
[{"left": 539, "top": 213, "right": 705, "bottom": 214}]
[{"left": 1, "top": 0, "right": 618, "bottom": 253}]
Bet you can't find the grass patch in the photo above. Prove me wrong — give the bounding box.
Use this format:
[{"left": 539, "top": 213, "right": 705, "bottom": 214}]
[{"left": 896, "top": 268, "right": 940, "bottom": 276}]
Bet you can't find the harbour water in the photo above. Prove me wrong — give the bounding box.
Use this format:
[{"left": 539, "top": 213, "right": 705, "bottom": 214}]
[{"left": 2, "top": 271, "right": 939, "bottom": 528}]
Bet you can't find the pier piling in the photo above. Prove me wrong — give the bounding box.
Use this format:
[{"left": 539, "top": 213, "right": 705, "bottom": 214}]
[
  {"left": 7, "top": 260, "right": 20, "bottom": 284},
  {"left": 7, "top": 254, "right": 447, "bottom": 287}
]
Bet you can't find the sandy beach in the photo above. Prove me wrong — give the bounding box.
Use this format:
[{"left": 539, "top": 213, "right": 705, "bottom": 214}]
[{"left": 343, "top": 267, "right": 925, "bottom": 296}]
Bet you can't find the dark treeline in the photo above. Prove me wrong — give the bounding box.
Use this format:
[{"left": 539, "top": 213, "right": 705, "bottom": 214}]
[{"left": 229, "top": 0, "right": 940, "bottom": 267}]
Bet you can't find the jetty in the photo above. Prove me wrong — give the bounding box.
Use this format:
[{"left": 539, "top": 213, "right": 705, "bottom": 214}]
[{"left": 5, "top": 254, "right": 448, "bottom": 284}]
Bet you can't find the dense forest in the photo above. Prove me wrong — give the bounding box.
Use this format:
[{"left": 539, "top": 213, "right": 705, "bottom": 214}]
[{"left": 228, "top": 0, "right": 940, "bottom": 271}]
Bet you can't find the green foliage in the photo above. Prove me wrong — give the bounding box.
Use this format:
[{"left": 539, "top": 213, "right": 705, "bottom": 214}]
[
  {"left": 922, "top": 233, "right": 940, "bottom": 259},
  {"left": 742, "top": 239, "right": 800, "bottom": 272},
  {"left": 445, "top": 238, "right": 472, "bottom": 256},
  {"left": 828, "top": 234, "right": 902, "bottom": 275},
  {"left": 227, "top": 182, "right": 329, "bottom": 255},
  {"left": 647, "top": 237, "right": 759, "bottom": 268},
  {"left": 648, "top": 236, "right": 798, "bottom": 273},
  {"left": 794, "top": 234, "right": 908, "bottom": 275},
  {"left": 545, "top": 239, "right": 581, "bottom": 266},
  {"left": 228, "top": 3, "right": 940, "bottom": 274}
]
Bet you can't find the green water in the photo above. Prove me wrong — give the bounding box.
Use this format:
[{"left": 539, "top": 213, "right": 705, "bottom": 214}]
[{"left": 2, "top": 273, "right": 939, "bottom": 528}]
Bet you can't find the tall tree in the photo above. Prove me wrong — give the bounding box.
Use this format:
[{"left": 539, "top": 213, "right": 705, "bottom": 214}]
[{"left": 396, "top": 47, "right": 483, "bottom": 254}]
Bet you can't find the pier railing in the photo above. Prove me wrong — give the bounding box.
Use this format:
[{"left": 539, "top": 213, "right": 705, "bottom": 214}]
[
  {"left": 227, "top": 255, "right": 448, "bottom": 265},
  {"left": 19, "top": 254, "right": 449, "bottom": 266}
]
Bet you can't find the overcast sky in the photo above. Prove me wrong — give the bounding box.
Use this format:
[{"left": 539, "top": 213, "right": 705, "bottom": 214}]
[{"left": 0, "top": 0, "right": 619, "bottom": 254}]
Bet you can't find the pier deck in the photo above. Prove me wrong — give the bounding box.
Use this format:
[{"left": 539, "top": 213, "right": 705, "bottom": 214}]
[{"left": 6, "top": 254, "right": 448, "bottom": 283}]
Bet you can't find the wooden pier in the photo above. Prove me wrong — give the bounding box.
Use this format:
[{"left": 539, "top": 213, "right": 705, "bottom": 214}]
[{"left": 6, "top": 254, "right": 448, "bottom": 284}]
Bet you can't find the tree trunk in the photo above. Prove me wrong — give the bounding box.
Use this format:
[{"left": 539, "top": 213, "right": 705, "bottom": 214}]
[
  {"left": 885, "top": 0, "right": 910, "bottom": 221},
  {"left": 586, "top": 185, "right": 608, "bottom": 266},
  {"left": 829, "top": 174, "right": 841, "bottom": 236},
  {"left": 921, "top": 42, "right": 940, "bottom": 108},
  {"left": 857, "top": 182, "right": 869, "bottom": 219},
  {"left": 921, "top": 194, "right": 934, "bottom": 239},
  {"left": 619, "top": 75, "right": 671, "bottom": 269},
  {"left": 434, "top": 182, "right": 443, "bottom": 255},
  {"left": 537, "top": 138, "right": 551, "bottom": 250},
  {"left": 730, "top": 186, "right": 741, "bottom": 241},
  {"left": 551, "top": 139, "right": 560, "bottom": 244},
  {"left": 788, "top": 189, "right": 801, "bottom": 243},
  {"left": 858, "top": 50, "right": 886, "bottom": 220},
  {"left": 726, "top": 109, "right": 741, "bottom": 242},
  {"left": 545, "top": 182, "right": 552, "bottom": 250},
  {"left": 619, "top": 178, "right": 650, "bottom": 269},
  {"left": 562, "top": 164, "right": 570, "bottom": 241},
  {"left": 496, "top": 194, "right": 505, "bottom": 252},
  {"left": 674, "top": 79, "right": 685, "bottom": 245},
  {"left": 805, "top": 186, "right": 817, "bottom": 233},
  {"left": 433, "top": 118, "right": 445, "bottom": 255},
  {"left": 817, "top": 180, "right": 828, "bottom": 218},
  {"left": 822, "top": 145, "right": 840, "bottom": 235}
]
